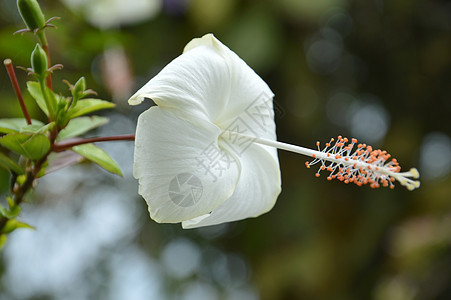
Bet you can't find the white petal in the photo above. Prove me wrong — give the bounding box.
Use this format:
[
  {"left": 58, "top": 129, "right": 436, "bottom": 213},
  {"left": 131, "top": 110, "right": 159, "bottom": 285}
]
[
  {"left": 182, "top": 143, "right": 281, "bottom": 228},
  {"left": 129, "top": 34, "right": 274, "bottom": 127},
  {"left": 128, "top": 40, "right": 229, "bottom": 123},
  {"left": 183, "top": 34, "right": 279, "bottom": 163},
  {"left": 134, "top": 107, "right": 240, "bottom": 223},
  {"left": 189, "top": 35, "right": 275, "bottom": 125}
]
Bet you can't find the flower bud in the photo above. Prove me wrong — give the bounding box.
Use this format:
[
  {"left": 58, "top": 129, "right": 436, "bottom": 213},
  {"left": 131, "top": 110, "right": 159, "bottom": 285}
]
[
  {"left": 17, "top": 0, "right": 46, "bottom": 31},
  {"left": 31, "top": 43, "right": 48, "bottom": 77},
  {"left": 74, "top": 77, "right": 86, "bottom": 97}
]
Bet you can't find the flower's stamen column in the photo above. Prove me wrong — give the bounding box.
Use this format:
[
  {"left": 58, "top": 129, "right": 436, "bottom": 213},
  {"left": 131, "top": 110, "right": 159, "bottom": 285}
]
[{"left": 225, "top": 132, "right": 420, "bottom": 191}]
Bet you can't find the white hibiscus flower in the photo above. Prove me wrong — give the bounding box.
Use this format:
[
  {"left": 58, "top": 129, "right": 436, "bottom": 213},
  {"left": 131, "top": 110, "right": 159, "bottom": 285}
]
[{"left": 129, "top": 34, "right": 420, "bottom": 228}]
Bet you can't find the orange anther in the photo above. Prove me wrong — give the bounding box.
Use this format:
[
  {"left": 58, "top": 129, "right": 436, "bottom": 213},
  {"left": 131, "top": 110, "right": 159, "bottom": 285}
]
[{"left": 315, "top": 173, "right": 320, "bottom": 177}]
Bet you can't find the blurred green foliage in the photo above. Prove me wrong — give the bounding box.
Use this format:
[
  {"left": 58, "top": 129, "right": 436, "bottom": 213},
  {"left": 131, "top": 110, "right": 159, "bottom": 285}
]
[{"left": 0, "top": 0, "right": 450, "bottom": 299}]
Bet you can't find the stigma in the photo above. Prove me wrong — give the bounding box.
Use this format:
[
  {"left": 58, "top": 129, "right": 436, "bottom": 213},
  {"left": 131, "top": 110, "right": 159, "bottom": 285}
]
[{"left": 304, "top": 136, "right": 420, "bottom": 190}]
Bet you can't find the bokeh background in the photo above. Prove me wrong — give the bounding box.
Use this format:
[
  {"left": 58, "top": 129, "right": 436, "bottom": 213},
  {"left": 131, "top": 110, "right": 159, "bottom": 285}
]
[{"left": 1, "top": 0, "right": 450, "bottom": 299}]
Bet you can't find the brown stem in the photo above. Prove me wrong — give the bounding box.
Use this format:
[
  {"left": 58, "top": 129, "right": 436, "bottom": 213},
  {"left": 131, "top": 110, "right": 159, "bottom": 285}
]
[
  {"left": 0, "top": 155, "right": 42, "bottom": 231},
  {"left": 52, "top": 134, "right": 136, "bottom": 152},
  {"left": 4, "top": 59, "right": 32, "bottom": 125},
  {"left": 42, "top": 44, "right": 52, "bottom": 90},
  {"left": 9, "top": 173, "right": 17, "bottom": 194},
  {"left": 0, "top": 160, "right": 44, "bottom": 232},
  {"left": 0, "top": 215, "right": 7, "bottom": 231}
]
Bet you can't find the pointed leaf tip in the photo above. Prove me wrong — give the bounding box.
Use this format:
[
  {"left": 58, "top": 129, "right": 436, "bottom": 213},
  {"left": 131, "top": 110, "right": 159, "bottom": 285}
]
[
  {"left": 2, "top": 219, "right": 34, "bottom": 234},
  {"left": 68, "top": 99, "right": 115, "bottom": 118},
  {"left": 72, "top": 143, "right": 123, "bottom": 176}
]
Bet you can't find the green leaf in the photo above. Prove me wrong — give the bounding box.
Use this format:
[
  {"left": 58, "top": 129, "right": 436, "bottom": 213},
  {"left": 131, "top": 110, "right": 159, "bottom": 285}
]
[
  {"left": 6, "top": 196, "right": 21, "bottom": 218},
  {"left": 0, "top": 152, "right": 24, "bottom": 174},
  {"left": 48, "top": 87, "right": 60, "bottom": 107},
  {"left": 72, "top": 143, "right": 122, "bottom": 176},
  {"left": 27, "top": 81, "right": 48, "bottom": 116},
  {"left": 0, "top": 201, "right": 21, "bottom": 219},
  {"left": 6, "top": 196, "right": 14, "bottom": 208},
  {"left": 0, "top": 133, "right": 50, "bottom": 160},
  {"left": 57, "top": 116, "right": 109, "bottom": 141},
  {"left": 2, "top": 219, "right": 34, "bottom": 234},
  {"left": 0, "top": 118, "right": 44, "bottom": 134},
  {"left": 20, "top": 122, "right": 55, "bottom": 135},
  {"left": 0, "top": 234, "right": 6, "bottom": 250},
  {"left": 68, "top": 99, "right": 115, "bottom": 118}
]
